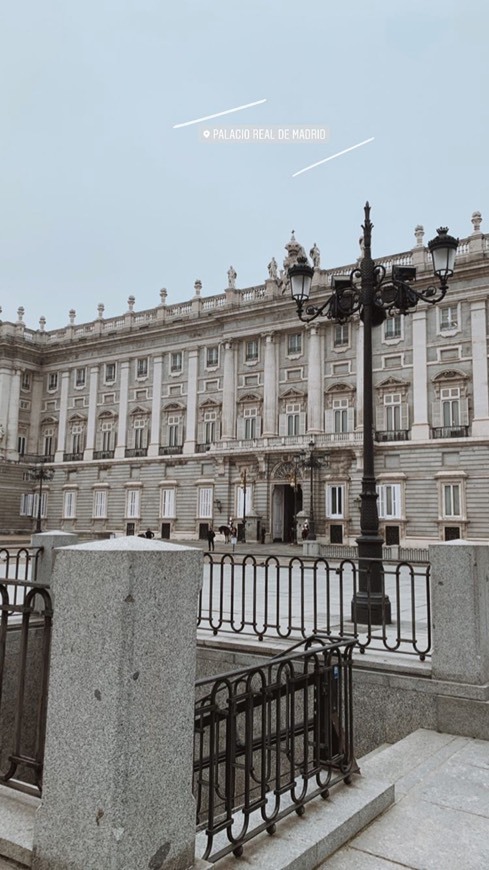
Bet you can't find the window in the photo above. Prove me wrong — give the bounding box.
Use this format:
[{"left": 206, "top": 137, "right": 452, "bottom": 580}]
[
  {"left": 126, "top": 489, "right": 140, "bottom": 519},
  {"left": 443, "top": 483, "right": 461, "bottom": 517},
  {"left": 440, "top": 305, "right": 458, "bottom": 331},
  {"left": 168, "top": 415, "right": 180, "bottom": 446},
  {"left": 326, "top": 484, "right": 344, "bottom": 519},
  {"left": 204, "top": 411, "right": 216, "bottom": 443},
  {"left": 48, "top": 372, "right": 58, "bottom": 391},
  {"left": 244, "top": 408, "right": 257, "bottom": 440},
  {"left": 171, "top": 352, "right": 183, "bottom": 373},
  {"left": 44, "top": 430, "right": 54, "bottom": 457},
  {"left": 101, "top": 422, "right": 113, "bottom": 452},
  {"left": 63, "top": 490, "right": 76, "bottom": 519},
  {"left": 441, "top": 387, "right": 460, "bottom": 427},
  {"left": 198, "top": 487, "right": 213, "bottom": 518},
  {"left": 286, "top": 403, "right": 300, "bottom": 436},
  {"left": 161, "top": 488, "right": 176, "bottom": 518},
  {"left": 21, "top": 371, "right": 31, "bottom": 390},
  {"left": 75, "top": 368, "right": 86, "bottom": 388},
  {"left": 333, "top": 398, "right": 348, "bottom": 433},
  {"left": 17, "top": 435, "right": 26, "bottom": 456},
  {"left": 287, "top": 333, "right": 302, "bottom": 355},
  {"left": 245, "top": 339, "right": 259, "bottom": 361},
  {"left": 334, "top": 324, "right": 349, "bottom": 347},
  {"left": 93, "top": 490, "right": 107, "bottom": 519},
  {"left": 384, "top": 315, "right": 402, "bottom": 340},
  {"left": 236, "top": 483, "right": 252, "bottom": 518},
  {"left": 136, "top": 358, "right": 148, "bottom": 378},
  {"left": 71, "top": 425, "right": 83, "bottom": 454},
  {"left": 377, "top": 484, "right": 401, "bottom": 519},
  {"left": 206, "top": 346, "right": 219, "bottom": 368},
  {"left": 134, "top": 419, "right": 147, "bottom": 450},
  {"left": 20, "top": 493, "right": 34, "bottom": 516},
  {"left": 385, "top": 393, "right": 402, "bottom": 430},
  {"left": 105, "top": 363, "right": 116, "bottom": 383}
]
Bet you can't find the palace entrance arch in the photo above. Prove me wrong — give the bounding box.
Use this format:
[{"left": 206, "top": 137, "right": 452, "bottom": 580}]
[{"left": 271, "top": 461, "right": 303, "bottom": 543}]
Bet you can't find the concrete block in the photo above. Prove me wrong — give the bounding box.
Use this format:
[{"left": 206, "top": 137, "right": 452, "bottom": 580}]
[
  {"left": 430, "top": 542, "right": 489, "bottom": 685},
  {"left": 32, "top": 537, "right": 203, "bottom": 870}
]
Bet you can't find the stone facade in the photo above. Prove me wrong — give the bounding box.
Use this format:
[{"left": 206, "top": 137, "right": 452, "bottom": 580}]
[{"left": 1, "top": 215, "right": 488, "bottom": 545}]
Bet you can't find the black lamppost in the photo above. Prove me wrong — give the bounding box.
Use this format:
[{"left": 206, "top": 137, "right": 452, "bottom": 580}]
[
  {"left": 240, "top": 469, "right": 247, "bottom": 543},
  {"left": 288, "top": 455, "right": 304, "bottom": 544},
  {"left": 298, "top": 440, "right": 324, "bottom": 541},
  {"left": 289, "top": 203, "right": 458, "bottom": 625},
  {"left": 28, "top": 462, "right": 55, "bottom": 533}
]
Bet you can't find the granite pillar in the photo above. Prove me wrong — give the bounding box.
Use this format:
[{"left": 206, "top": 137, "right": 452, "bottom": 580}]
[{"left": 32, "top": 537, "right": 203, "bottom": 870}]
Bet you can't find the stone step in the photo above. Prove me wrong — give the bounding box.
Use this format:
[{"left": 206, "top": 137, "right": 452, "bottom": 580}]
[{"left": 0, "top": 784, "right": 38, "bottom": 868}]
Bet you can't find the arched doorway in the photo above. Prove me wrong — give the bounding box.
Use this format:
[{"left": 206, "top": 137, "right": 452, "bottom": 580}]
[{"left": 271, "top": 461, "right": 304, "bottom": 543}]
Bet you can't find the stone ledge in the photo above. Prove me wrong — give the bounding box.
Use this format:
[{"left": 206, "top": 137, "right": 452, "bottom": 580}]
[
  {"left": 0, "top": 784, "right": 40, "bottom": 867},
  {"left": 199, "top": 775, "right": 394, "bottom": 870}
]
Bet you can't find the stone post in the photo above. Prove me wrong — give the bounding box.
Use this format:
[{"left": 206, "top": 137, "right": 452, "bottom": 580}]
[
  {"left": 31, "top": 530, "right": 79, "bottom": 587},
  {"left": 430, "top": 541, "right": 489, "bottom": 686},
  {"left": 32, "top": 537, "right": 203, "bottom": 870}
]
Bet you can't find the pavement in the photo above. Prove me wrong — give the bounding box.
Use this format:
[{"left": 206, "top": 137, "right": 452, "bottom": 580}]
[{"left": 211, "top": 729, "right": 489, "bottom": 870}]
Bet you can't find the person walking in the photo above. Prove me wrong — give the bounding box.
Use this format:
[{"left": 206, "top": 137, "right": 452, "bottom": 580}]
[
  {"left": 207, "top": 526, "right": 216, "bottom": 552},
  {"left": 230, "top": 525, "right": 237, "bottom": 553},
  {"left": 145, "top": 528, "right": 154, "bottom": 539}
]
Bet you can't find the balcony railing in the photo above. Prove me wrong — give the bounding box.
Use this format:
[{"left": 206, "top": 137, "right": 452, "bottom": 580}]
[
  {"left": 63, "top": 452, "right": 84, "bottom": 462},
  {"left": 195, "top": 443, "right": 212, "bottom": 453},
  {"left": 194, "top": 635, "right": 358, "bottom": 863},
  {"left": 124, "top": 447, "right": 148, "bottom": 457},
  {"left": 375, "top": 430, "right": 410, "bottom": 442},
  {"left": 431, "top": 426, "right": 469, "bottom": 439},
  {"left": 93, "top": 450, "right": 115, "bottom": 459},
  {"left": 159, "top": 445, "right": 183, "bottom": 455}
]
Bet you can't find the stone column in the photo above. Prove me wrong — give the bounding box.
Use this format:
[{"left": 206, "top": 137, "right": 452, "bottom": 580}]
[
  {"left": 411, "top": 310, "right": 430, "bottom": 440},
  {"left": 28, "top": 373, "right": 44, "bottom": 454},
  {"left": 54, "top": 372, "right": 70, "bottom": 462},
  {"left": 32, "top": 537, "right": 203, "bottom": 870},
  {"left": 115, "top": 361, "right": 129, "bottom": 458},
  {"left": 183, "top": 349, "right": 198, "bottom": 454},
  {"left": 262, "top": 333, "right": 278, "bottom": 436},
  {"left": 148, "top": 354, "right": 163, "bottom": 456},
  {"left": 0, "top": 366, "right": 12, "bottom": 456},
  {"left": 221, "top": 341, "right": 236, "bottom": 440},
  {"left": 307, "top": 325, "right": 322, "bottom": 433},
  {"left": 470, "top": 300, "right": 489, "bottom": 436},
  {"left": 5, "top": 368, "right": 21, "bottom": 460},
  {"left": 84, "top": 365, "right": 99, "bottom": 460}
]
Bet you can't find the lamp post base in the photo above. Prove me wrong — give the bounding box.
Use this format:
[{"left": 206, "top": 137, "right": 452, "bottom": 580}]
[
  {"left": 351, "top": 591, "right": 391, "bottom": 626},
  {"left": 353, "top": 532, "right": 392, "bottom": 626}
]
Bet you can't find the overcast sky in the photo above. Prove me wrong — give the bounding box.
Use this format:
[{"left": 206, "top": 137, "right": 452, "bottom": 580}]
[{"left": 1, "top": 0, "right": 487, "bottom": 329}]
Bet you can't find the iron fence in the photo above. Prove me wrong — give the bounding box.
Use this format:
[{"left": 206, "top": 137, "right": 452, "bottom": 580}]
[
  {"left": 0, "top": 576, "right": 52, "bottom": 796},
  {"left": 198, "top": 554, "right": 431, "bottom": 659},
  {"left": 0, "top": 546, "right": 42, "bottom": 591},
  {"left": 194, "top": 635, "right": 358, "bottom": 863}
]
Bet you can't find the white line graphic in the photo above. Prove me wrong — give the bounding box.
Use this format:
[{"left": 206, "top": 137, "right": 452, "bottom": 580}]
[
  {"left": 173, "top": 99, "right": 267, "bottom": 129},
  {"left": 292, "top": 137, "right": 375, "bottom": 177}
]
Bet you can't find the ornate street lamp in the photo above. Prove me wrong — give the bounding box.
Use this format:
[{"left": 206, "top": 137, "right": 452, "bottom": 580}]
[
  {"left": 27, "top": 461, "right": 55, "bottom": 533},
  {"left": 240, "top": 469, "right": 247, "bottom": 543},
  {"left": 289, "top": 203, "right": 457, "bottom": 625},
  {"left": 298, "top": 440, "right": 324, "bottom": 541}
]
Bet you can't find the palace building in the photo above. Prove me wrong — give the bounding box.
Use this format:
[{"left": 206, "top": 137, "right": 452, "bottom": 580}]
[{"left": 1, "top": 211, "right": 488, "bottom": 546}]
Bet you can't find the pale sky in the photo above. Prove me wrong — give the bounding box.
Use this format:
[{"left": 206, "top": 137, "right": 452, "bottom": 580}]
[{"left": 1, "top": 0, "right": 487, "bottom": 329}]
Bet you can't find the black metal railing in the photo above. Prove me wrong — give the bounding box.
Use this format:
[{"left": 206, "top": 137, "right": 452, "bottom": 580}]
[
  {"left": 159, "top": 445, "right": 183, "bottom": 455},
  {"left": 375, "top": 430, "right": 409, "bottom": 442},
  {"left": 63, "top": 452, "right": 84, "bottom": 461},
  {"left": 194, "top": 635, "right": 358, "bottom": 863},
  {"left": 124, "top": 447, "right": 148, "bottom": 457},
  {"left": 0, "top": 547, "right": 42, "bottom": 584},
  {"left": 0, "top": 577, "right": 52, "bottom": 796},
  {"left": 431, "top": 426, "right": 469, "bottom": 439},
  {"left": 93, "top": 450, "right": 115, "bottom": 459},
  {"left": 198, "top": 554, "right": 431, "bottom": 659}
]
